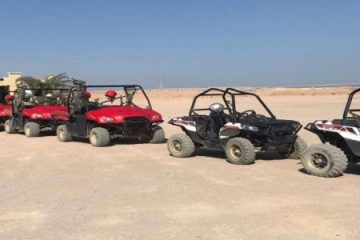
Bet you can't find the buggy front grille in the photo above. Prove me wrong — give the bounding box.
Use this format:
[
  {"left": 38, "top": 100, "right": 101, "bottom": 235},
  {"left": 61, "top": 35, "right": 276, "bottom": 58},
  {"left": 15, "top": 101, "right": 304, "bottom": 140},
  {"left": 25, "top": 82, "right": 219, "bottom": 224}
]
[
  {"left": 269, "top": 124, "right": 294, "bottom": 136},
  {"left": 124, "top": 117, "right": 151, "bottom": 135}
]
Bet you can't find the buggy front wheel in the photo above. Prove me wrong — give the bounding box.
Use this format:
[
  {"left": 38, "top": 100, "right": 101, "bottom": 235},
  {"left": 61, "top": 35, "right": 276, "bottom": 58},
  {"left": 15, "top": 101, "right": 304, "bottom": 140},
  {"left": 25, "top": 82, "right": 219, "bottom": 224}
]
[
  {"left": 288, "top": 136, "right": 307, "bottom": 159},
  {"left": 225, "top": 137, "right": 255, "bottom": 165},
  {"left": 150, "top": 126, "right": 165, "bottom": 144},
  {"left": 89, "top": 127, "right": 111, "bottom": 147},
  {"left": 301, "top": 144, "right": 348, "bottom": 177},
  {"left": 4, "top": 120, "right": 15, "bottom": 134},
  {"left": 167, "top": 134, "right": 195, "bottom": 158},
  {"left": 57, "top": 124, "right": 72, "bottom": 142},
  {"left": 24, "top": 122, "right": 40, "bottom": 137}
]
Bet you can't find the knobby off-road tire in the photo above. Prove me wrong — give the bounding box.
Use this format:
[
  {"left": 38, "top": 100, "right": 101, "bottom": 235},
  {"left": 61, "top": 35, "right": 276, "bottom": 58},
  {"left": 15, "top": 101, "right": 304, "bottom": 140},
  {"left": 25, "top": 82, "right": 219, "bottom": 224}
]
[
  {"left": 288, "top": 136, "right": 307, "bottom": 159},
  {"left": 150, "top": 126, "right": 165, "bottom": 144},
  {"left": 167, "top": 133, "right": 195, "bottom": 158},
  {"left": 89, "top": 127, "right": 110, "bottom": 147},
  {"left": 24, "top": 122, "right": 40, "bottom": 137},
  {"left": 4, "top": 119, "right": 15, "bottom": 134},
  {"left": 301, "top": 144, "right": 348, "bottom": 178},
  {"left": 225, "top": 137, "right": 255, "bottom": 165},
  {"left": 57, "top": 124, "right": 72, "bottom": 142}
]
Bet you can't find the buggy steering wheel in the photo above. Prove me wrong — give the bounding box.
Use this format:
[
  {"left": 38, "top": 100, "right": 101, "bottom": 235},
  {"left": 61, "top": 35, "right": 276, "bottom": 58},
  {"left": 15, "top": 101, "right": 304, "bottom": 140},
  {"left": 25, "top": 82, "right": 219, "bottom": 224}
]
[
  {"left": 241, "top": 110, "right": 257, "bottom": 117},
  {"left": 349, "top": 110, "right": 360, "bottom": 118}
]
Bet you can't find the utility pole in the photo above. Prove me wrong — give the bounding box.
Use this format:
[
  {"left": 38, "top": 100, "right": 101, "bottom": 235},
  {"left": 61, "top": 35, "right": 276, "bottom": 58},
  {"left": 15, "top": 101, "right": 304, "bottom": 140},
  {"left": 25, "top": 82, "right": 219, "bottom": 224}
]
[{"left": 159, "top": 75, "right": 164, "bottom": 89}]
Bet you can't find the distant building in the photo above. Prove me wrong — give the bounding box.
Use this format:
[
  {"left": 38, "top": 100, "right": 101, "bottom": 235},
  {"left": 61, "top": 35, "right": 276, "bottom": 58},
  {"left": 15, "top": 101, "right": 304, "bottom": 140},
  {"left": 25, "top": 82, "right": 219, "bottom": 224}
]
[{"left": 0, "top": 72, "right": 22, "bottom": 91}]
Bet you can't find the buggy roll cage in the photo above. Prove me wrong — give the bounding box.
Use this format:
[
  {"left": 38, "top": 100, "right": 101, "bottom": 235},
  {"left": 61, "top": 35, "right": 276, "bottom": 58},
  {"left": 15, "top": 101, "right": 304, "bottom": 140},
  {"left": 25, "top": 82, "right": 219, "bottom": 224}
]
[
  {"left": 11, "top": 87, "right": 71, "bottom": 113},
  {"left": 343, "top": 88, "right": 360, "bottom": 119},
  {"left": 66, "top": 84, "right": 152, "bottom": 115},
  {"left": 188, "top": 87, "right": 276, "bottom": 121},
  {"left": 86, "top": 84, "right": 152, "bottom": 109},
  {"left": 224, "top": 88, "right": 276, "bottom": 120},
  {"left": 189, "top": 88, "right": 228, "bottom": 116}
]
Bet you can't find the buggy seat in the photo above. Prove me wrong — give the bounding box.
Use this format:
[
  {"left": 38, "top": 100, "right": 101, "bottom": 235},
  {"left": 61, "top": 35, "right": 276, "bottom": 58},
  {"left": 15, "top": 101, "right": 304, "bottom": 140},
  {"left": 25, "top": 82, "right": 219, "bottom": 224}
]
[
  {"left": 332, "top": 118, "right": 360, "bottom": 128},
  {"left": 208, "top": 111, "right": 229, "bottom": 137}
]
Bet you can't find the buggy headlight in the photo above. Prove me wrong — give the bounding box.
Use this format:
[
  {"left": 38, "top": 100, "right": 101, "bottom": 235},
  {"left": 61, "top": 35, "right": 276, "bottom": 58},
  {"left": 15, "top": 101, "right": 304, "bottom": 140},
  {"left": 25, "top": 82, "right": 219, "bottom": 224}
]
[
  {"left": 31, "top": 113, "right": 43, "bottom": 119},
  {"left": 244, "top": 125, "right": 259, "bottom": 132},
  {"left": 99, "top": 116, "right": 114, "bottom": 123},
  {"left": 151, "top": 114, "right": 162, "bottom": 122}
]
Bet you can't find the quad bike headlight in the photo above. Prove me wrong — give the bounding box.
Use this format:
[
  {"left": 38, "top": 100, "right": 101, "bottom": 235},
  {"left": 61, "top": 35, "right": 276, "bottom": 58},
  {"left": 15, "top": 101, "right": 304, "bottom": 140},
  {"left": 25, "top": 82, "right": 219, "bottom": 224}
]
[
  {"left": 99, "top": 116, "right": 114, "bottom": 123},
  {"left": 291, "top": 122, "right": 300, "bottom": 129}
]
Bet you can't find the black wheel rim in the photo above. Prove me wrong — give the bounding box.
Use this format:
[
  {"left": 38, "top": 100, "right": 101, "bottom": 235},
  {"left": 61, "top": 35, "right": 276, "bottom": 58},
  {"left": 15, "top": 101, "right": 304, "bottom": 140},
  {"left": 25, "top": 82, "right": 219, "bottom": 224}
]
[
  {"left": 172, "top": 140, "right": 182, "bottom": 152},
  {"left": 230, "top": 145, "right": 242, "bottom": 158},
  {"left": 310, "top": 153, "right": 329, "bottom": 169}
]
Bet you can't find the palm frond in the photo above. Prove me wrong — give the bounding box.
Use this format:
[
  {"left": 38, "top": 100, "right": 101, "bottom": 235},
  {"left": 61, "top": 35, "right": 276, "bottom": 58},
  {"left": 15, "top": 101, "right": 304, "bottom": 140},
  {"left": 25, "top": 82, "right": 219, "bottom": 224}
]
[{"left": 16, "top": 76, "right": 42, "bottom": 88}]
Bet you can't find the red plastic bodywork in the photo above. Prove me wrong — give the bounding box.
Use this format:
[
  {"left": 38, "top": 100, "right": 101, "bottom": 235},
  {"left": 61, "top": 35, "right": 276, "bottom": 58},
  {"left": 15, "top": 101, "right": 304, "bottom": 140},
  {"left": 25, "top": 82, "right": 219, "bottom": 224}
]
[
  {"left": 86, "top": 106, "right": 163, "bottom": 124},
  {"left": 0, "top": 105, "right": 12, "bottom": 118},
  {"left": 22, "top": 105, "right": 68, "bottom": 120}
]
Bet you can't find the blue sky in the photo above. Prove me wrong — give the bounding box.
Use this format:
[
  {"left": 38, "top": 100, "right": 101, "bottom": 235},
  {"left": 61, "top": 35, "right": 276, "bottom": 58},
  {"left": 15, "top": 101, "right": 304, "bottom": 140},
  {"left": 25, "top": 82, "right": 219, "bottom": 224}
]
[{"left": 0, "top": 0, "right": 359, "bottom": 88}]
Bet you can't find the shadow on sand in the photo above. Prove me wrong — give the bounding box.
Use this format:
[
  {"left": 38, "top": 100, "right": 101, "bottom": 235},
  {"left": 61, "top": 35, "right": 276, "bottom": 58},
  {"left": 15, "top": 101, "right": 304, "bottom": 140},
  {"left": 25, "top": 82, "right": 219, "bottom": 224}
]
[
  {"left": 298, "top": 163, "right": 360, "bottom": 177},
  {"left": 195, "top": 149, "right": 293, "bottom": 161}
]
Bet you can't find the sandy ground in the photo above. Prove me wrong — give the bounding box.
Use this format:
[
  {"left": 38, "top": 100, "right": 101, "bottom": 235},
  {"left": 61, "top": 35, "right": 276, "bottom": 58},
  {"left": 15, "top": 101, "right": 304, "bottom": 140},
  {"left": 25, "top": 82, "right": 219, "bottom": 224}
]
[{"left": 0, "top": 91, "right": 360, "bottom": 240}]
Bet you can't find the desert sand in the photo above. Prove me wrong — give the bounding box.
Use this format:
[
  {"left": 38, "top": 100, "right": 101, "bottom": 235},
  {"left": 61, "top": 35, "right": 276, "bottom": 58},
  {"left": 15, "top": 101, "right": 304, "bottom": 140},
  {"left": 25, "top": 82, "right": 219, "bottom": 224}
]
[{"left": 0, "top": 87, "right": 359, "bottom": 240}]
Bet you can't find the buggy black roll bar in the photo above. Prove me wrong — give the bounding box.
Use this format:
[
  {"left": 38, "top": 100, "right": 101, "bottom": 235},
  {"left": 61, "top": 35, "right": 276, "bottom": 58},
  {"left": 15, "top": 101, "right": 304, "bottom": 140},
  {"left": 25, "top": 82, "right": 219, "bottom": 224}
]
[
  {"left": 224, "top": 88, "right": 276, "bottom": 120},
  {"left": 12, "top": 87, "right": 72, "bottom": 112},
  {"left": 343, "top": 88, "right": 360, "bottom": 119},
  {"left": 189, "top": 88, "right": 227, "bottom": 115},
  {"left": 86, "top": 84, "right": 143, "bottom": 88},
  {"left": 85, "top": 84, "right": 152, "bottom": 109}
]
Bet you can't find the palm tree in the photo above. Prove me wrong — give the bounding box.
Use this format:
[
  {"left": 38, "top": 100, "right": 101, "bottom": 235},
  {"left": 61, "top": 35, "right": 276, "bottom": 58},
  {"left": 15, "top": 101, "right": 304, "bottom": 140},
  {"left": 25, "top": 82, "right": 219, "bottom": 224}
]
[
  {"left": 16, "top": 73, "right": 72, "bottom": 89},
  {"left": 16, "top": 73, "right": 73, "bottom": 104},
  {"left": 16, "top": 76, "right": 42, "bottom": 88},
  {"left": 41, "top": 73, "right": 72, "bottom": 89}
]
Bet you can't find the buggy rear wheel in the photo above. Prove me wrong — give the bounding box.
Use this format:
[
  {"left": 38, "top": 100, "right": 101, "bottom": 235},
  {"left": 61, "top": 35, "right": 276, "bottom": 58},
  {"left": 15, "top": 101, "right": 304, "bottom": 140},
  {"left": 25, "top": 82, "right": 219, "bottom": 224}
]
[
  {"left": 24, "top": 122, "right": 40, "bottom": 137},
  {"left": 225, "top": 137, "right": 255, "bottom": 165},
  {"left": 167, "top": 133, "right": 195, "bottom": 158},
  {"left": 150, "top": 126, "right": 165, "bottom": 144},
  {"left": 301, "top": 144, "right": 348, "bottom": 177},
  {"left": 89, "top": 127, "right": 110, "bottom": 147},
  {"left": 57, "top": 124, "right": 72, "bottom": 142},
  {"left": 4, "top": 120, "right": 15, "bottom": 134}
]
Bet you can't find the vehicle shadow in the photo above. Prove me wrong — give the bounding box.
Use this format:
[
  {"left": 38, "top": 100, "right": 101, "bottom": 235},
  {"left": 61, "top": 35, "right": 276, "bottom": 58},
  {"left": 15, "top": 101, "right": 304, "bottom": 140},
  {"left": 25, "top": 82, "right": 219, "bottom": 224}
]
[
  {"left": 195, "top": 149, "right": 291, "bottom": 161},
  {"left": 345, "top": 163, "right": 360, "bottom": 175},
  {"left": 195, "top": 148, "right": 226, "bottom": 159},
  {"left": 111, "top": 137, "right": 168, "bottom": 146},
  {"left": 297, "top": 163, "right": 360, "bottom": 177},
  {"left": 256, "top": 151, "right": 289, "bottom": 161},
  {"left": 40, "top": 131, "right": 57, "bottom": 137}
]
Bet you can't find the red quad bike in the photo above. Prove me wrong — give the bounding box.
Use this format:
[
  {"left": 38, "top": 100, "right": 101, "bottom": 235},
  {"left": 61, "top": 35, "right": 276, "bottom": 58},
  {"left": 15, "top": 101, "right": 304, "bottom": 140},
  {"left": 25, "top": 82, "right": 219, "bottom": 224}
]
[
  {"left": 56, "top": 84, "right": 165, "bottom": 147},
  {"left": 4, "top": 87, "right": 70, "bottom": 137},
  {"left": 167, "top": 88, "right": 306, "bottom": 165},
  {"left": 0, "top": 87, "right": 13, "bottom": 129},
  {"left": 302, "top": 88, "right": 360, "bottom": 177}
]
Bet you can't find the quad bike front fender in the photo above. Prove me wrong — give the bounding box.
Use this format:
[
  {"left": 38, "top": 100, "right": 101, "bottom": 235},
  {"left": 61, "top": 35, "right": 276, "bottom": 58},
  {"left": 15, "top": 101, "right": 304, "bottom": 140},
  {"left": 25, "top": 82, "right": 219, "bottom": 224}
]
[
  {"left": 306, "top": 121, "right": 360, "bottom": 159},
  {"left": 168, "top": 117, "right": 197, "bottom": 132}
]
